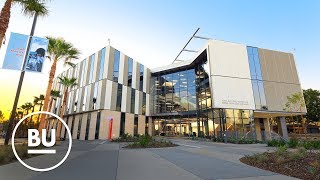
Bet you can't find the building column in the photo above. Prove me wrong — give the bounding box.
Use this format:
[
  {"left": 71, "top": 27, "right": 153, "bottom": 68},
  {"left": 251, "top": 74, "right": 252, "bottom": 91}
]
[
  {"left": 277, "top": 117, "right": 289, "bottom": 140},
  {"left": 254, "top": 119, "right": 262, "bottom": 141},
  {"left": 263, "top": 118, "right": 271, "bottom": 141},
  {"left": 148, "top": 117, "right": 153, "bottom": 136}
]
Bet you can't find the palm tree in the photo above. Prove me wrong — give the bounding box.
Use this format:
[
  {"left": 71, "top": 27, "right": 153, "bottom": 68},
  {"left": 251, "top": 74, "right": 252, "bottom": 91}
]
[
  {"left": 35, "top": 94, "right": 45, "bottom": 111},
  {"left": 56, "top": 76, "right": 77, "bottom": 139},
  {"left": 0, "top": 0, "right": 49, "bottom": 49},
  {"left": 38, "top": 37, "right": 80, "bottom": 131},
  {"left": 31, "top": 94, "right": 44, "bottom": 122},
  {"left": 49, "top": 89, "right": 61, "bottom": 113},
  {"left": 0, "top": 110, "right": 5, "bottom": 123}
]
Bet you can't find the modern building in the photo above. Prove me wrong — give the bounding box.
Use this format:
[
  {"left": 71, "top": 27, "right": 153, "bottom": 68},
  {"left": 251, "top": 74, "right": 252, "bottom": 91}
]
[{"left": 47, "top": 39, "right": 306, "bottom": 142}]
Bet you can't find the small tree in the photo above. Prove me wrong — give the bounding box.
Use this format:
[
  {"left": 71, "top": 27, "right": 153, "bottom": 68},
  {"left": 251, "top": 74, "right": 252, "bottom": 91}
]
[
  {"left": 303, "top": 89, "right": 320, "bottom": 122},
  {"left": 285, "top": 92, "right": 306, "bottom": 138}
]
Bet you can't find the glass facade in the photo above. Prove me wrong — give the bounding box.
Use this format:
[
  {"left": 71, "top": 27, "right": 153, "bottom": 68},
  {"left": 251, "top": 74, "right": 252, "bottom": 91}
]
[
  {"left": 128, "top": 58, "right": 133, "bottom": 87},
  {"left": 88, "top": 54, "right": 95, "bottom": 84},
  {"left": 113, "top": 49, "right": 120, "bottom": 82},
  {"left": 130, "top": 90, "right": 135, "bottom": 114},
  {"left": 116, "top": 84, "right": 122, "bottom": 111},
  {"left": 99, "top": 48, "right": 106, "bottom": 80},
  {"left": 93, "top": 82, "right": 98, "bottom": 110},
  {"left": 247, "top": 46, "right": 267, "bottom": 110},
  {"left": 151, "top": 52, "right": 255, "bottom": 139},
  {"left": 120, "top": 112, "right": 125, "bottom": 136},
  {"left": 134, "top": 115, "right": 138, "bottom": 135},
  {"left": 139, "top": 64, "right": 144, "bottom": 91},
  {"left": 85, "top": 113, "right": 91, "bottom": 140},
  {"left": 95, "top": 112, "right": 101, "bottom": 139},
  {"left": 142, "top": 93, "right": 146, "bottom": 115}
]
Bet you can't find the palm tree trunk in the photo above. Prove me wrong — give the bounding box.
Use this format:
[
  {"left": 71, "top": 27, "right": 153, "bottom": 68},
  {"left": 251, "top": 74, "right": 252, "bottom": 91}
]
[
  {"left": 57, "top": 89, "right": 68, "bottom": 139},
  {"left": 0, "top": 0, "right": 12, "bottom": 50},
  {"left": 38, "top": 58, "right": 58, "bottom": 131}
]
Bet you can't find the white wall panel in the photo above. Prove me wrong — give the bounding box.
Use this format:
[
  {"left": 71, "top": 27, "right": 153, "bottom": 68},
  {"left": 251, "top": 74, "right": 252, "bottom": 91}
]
[
  {"left": 208, "top": 40, "right": 255, "bottom": 110},
  {"left": 211, "top": 76, "right": 255, "bottom": 110}
]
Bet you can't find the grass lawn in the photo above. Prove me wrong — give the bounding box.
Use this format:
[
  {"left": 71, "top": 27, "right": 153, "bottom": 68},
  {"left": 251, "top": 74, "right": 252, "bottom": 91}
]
[{"left": 240, "top": 146, "right": 320, "bottom": 180}]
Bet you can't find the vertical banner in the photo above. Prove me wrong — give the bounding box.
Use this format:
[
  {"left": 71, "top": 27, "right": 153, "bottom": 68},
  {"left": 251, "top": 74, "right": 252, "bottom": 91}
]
[
  {"left": 25, "top": 36, "right": 49, "bottom": 72},
  {"left": 2, "top": 32, "right": 28, "bottom": 70},
  {"left": 2, "top": 32, "right": 49, "bottom": 72}
]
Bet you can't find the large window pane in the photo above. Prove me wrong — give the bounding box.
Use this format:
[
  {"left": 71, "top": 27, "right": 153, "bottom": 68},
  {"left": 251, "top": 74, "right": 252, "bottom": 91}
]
[
  {"left": 128, "top": 58, "right": 133, "bottom": 87},
  {"left": 99, "top": 48, "right": 106, "bottom": 80},
  {"left": 116, "top": 84, "right": 122, "bottom": 111},
  {"left": 88, "top": 54, "right": 95, "bottom": 83},
  {"left": 113, "top": 49, "right": 120, "bottom": 82}
]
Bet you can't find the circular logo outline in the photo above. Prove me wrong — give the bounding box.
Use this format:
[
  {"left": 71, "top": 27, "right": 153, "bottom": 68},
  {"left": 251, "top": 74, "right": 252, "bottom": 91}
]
[{"left": 11, "top": 111, "right": 72, "bottom": 172}]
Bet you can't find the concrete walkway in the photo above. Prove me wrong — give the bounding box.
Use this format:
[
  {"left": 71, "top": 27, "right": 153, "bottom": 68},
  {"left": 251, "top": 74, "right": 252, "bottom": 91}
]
[{"left": 0, "top": 139, "right": 298, "bottom": 180}]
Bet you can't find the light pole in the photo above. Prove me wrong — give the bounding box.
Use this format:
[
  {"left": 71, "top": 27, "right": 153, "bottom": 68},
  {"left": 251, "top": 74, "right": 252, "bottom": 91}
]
[{"left": 4, "top": 12, "right": 39, "bottom": 145}]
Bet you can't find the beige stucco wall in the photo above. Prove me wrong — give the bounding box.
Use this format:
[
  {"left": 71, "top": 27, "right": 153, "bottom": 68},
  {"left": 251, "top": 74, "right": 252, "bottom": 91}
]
[
  {"left": 125, "top": 113, "right": 134, "bottom": 135},
  {"left": 79, "top": 113, "right": 88, "bottom": 140},
  {"left": 88, "top": 112, "right": 98, "bottom": 140},
  {"left": 72, "top": 115, "right": 80, "bottom": 139},
  {"left": 138, "top": 115, "right": 146, "bottom": 135}
]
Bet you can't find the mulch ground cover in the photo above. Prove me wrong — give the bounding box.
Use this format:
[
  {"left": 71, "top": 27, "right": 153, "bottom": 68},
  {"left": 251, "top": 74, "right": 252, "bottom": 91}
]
[{"left": 240, "top": 151, "right": 320, "bottom": 180}]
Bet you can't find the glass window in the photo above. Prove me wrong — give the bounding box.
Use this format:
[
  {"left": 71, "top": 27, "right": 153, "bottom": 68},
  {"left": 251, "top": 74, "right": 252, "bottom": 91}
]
[
  {"left": 113, "top": 49, "right": 120, "bottom": 82},
  {"left": 252, "top": 80, "right": 261, "bottom": 109},
  {"left": 77, "top": 115, "right": 82, "bottom": 139},
  {"left": 85, "top": 113, "right": 91, "bottom": 140},
  {"left": 70, "top": 116, "right": 75, "bottom": 137},
  {"left": 88, "top": 54, "right": 95, "bottom": 83},
  {"left": 128, "top": 58, "right": 133, "bottom": 87},
  {"left": 142, "top": 93, "right": 146, "bottom": 115},
  {"left": 93, "top": 82, "right": 98, "bottom": 110},
  {"left": 79, "top": 60, "right": 86, "bottom": 87},
  {"left": 131, "top": 89, "right": 135, "bottom": 114},
  {"left": 134, "top": 115, "right": 138, "bottom": 135},
  {"left": 258, "top": 81, "right": 267, "bottom": 109},
  {"left": 99, "top": 48, "right": 106, "bottom": 80},
  {"left": 95, "top": 112, "right": 101, "bottom": 139},
  {"left": 139, "top": 64, "right": 144, "bottom": 91},
  {"left": 120, "top": 113, "right": 125, "bottom": 136},
  {"left": 74, "top": 89, "right": 79, "bottom": 112},
  {"left": 116, "top": 84, "right": 122, "bottom": 111},
  {"left": 82, "top": 86, "right": 88, "bottom": 111}
]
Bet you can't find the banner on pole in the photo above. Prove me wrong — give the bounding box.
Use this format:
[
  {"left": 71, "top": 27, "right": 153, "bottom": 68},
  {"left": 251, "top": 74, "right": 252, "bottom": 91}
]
[
  {"left": 25, "top": 36, "right": 49, "bottom": 72},
  {"left": 1, "top": 32, "right": 28, "bottom": 70},
  {"left": 2, "top": 32, "right": 49, "bottom": 73}
]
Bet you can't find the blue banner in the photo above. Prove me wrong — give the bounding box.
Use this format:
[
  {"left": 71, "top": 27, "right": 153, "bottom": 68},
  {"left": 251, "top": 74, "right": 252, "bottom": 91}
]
[
  {"left": 2, "top": 32, "right": 49, "bottom": 72},
  {"left": 2, "top": 32, "right": 28, "bottom": 70},
  {"left": 25, "top": 36, "right": 49, "bottom": 72}
]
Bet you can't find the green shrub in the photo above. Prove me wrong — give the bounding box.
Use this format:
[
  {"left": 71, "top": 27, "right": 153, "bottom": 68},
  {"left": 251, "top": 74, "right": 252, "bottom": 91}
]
[
  {"left": 267, "top": 139, "right": 286, "bottom": 147},
  {"left": 138, "top": 135, "right": 152, "bottom": 147},
  {"left": 251, "top": 153, "right": 268, "bottom": 163},
  {"left": 288, "top": 138, "right": 299, "bottom": 148},
  {"left": 275, "top": 145, "right": 287, "bottom": 156},
  {"left": 289, "top": 147, "right": 307, "bottom": 160}
]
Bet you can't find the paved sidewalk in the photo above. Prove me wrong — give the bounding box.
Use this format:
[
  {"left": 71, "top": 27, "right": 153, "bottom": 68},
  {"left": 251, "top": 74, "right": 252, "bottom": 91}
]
[{"left": 0, "top": 139, "right": 298, "bottom": 180}]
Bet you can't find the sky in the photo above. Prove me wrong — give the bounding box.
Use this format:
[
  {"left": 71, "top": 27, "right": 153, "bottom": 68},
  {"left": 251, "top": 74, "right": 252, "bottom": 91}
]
[{"left": 0, "top": 0, "right": 319, "bottom": 119}]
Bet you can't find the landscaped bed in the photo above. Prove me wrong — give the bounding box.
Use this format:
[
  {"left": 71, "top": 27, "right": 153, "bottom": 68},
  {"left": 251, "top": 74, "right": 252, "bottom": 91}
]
[
  {"left": 113, "top": 134, "right": 178, "bottom": 148},
  {"left": 0, "top": 143, "right": 36, "bottom": 166},
  {"left": 240, "top": 146, "right": 320, "bottom": 180}
]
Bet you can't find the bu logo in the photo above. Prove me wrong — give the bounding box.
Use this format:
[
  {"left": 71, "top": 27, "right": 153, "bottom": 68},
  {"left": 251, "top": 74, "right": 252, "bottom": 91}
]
[{"left": 28, "top": 129, "right": 56, "bottom": 154}]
